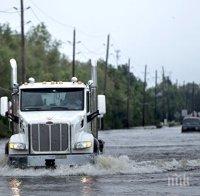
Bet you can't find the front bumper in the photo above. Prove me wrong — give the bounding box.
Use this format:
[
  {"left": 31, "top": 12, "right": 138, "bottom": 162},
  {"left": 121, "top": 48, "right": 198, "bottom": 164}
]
[
  {"left": 8, "top": 154, "right": 95, "bottom": 167},
  {"left": 182, "top": 126, "right": 200, "bottom": 132}
]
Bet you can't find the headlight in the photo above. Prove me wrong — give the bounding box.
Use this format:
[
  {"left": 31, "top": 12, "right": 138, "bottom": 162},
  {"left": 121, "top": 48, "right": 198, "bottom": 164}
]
[
  {"left": 9, "top": 142, "right": 26, "bottom": 150},
  {"left": 74, "top": 141, "right": 92, "bottom": 150}
]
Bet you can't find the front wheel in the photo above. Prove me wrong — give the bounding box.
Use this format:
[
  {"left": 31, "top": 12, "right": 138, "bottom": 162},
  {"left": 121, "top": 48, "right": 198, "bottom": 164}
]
[
  {"left": 93, "top": 138, "right": 100, "bottom": 154},
  {"left": 98, "top": 139, "right": 105, "bottom": 153},
  {"left": 5, "top": 142, "right": 9, "bottom": 155}
]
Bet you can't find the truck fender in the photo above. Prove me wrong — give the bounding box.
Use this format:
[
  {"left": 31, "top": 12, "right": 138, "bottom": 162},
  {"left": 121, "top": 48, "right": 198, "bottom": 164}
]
[{"left": 9, "top": 133, "right": 26, "bottom": 144}]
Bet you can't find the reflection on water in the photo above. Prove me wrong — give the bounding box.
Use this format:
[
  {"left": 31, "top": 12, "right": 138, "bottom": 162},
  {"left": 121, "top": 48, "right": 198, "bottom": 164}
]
[
  {"left": 9, "top": 178, "right": 22, "bottom": 196},
  {"left": 81, "top": 176, "right": 95, "bottom": 196},
  {"left": 0, "top": 127, "right": 200, "bottom": 195}
]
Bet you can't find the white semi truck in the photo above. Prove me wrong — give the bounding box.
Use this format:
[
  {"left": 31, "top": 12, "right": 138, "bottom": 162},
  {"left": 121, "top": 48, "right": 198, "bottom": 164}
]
[{"left": 0, "top": 59, "right": 106, "bottom": 168}]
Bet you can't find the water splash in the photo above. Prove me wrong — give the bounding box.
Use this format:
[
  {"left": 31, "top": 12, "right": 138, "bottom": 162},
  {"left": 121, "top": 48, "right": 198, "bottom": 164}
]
[
  {"left": 0, "top": 155, "right": 200, "bottom": 177},
  {"left": 1, "top": 139, "right": 200, "bottom": 177}
]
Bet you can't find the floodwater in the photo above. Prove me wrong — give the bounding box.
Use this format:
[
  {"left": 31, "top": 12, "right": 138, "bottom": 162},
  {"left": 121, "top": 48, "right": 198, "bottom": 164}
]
[{"left": 0, "top": 126, "right": 200, "bottom": 195}]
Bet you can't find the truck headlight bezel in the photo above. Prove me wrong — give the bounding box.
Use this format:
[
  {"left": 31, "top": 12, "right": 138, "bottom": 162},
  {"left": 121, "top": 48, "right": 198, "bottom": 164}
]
[
  {"left": 9, "top": 142, "right": 26, "bottom": 150},
  {"left": 74, "top": 141, "right": 92, "bottom": 150}
]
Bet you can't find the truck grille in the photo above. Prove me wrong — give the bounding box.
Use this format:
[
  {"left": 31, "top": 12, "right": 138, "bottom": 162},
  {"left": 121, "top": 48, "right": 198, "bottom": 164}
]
[{"left": 30, "top": 123, "right": 69, "bottom": 153}]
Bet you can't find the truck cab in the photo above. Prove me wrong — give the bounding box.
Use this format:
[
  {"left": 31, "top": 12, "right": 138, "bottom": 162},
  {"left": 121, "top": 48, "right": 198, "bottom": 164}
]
[{"left": 0, "top": 59, "right": 106, "bottom": 167}]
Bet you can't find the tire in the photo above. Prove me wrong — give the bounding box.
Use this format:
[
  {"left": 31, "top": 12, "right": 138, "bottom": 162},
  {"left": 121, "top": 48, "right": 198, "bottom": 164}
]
[
  {"left": 93, "top": 138, "right": 100, "bottom": 154},
  {"left": 5, "top": 142, "right": 9, "bottom": 155},
  {"left": 98, "top": 139, "right": 105, "bottom": 153},
  {"left": 182, "top": 129, "right": 187, "bottom": 133}
]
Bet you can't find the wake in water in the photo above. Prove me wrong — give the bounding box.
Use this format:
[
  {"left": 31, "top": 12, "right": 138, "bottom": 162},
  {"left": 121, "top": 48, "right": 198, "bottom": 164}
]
[
  {"left": 0, "top": 154, "right": 200, "bottom": 177},
  {"left": 1, "top": 139, "right": 200, "bottom": 177}
]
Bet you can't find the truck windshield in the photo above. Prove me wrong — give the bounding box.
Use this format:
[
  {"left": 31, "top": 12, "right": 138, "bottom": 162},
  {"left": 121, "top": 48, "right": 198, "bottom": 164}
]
[
  {"left": 21, "top": 88, "right": 84, "bottom": 111},
  {"left": 183, "top": 118, "right": 200, "bottom": 125}
]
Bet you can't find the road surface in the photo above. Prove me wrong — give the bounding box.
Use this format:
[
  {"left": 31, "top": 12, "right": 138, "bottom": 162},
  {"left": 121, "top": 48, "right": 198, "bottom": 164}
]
[{"left": 0, "top": 126, "right": 200, "bottom": 195}]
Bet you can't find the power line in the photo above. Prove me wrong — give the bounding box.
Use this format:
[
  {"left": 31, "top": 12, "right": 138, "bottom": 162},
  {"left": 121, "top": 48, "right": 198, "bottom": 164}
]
[
  {"left": 76, "top": 28, "right": 106, "bottom": 39},
  {"left": 30, "top": 6, "right": 105, "bottom": 61},
  {"left": 0, "top": 8, "right": 13, "bottom": 12},
  {"left": 62, "top": 40, "right": 105, "bottom": 56},
  {"left": 29, "top": 0, "right": 106, "bottom": 39},
  {"left": 29, "top": 0, "right": 133, "bottom": 74},
  {"left": 30, "top": 7, "right": 42, "bottom": 23},
  {"left": 0, "top": 10, "right": 19, "bottom": 13},
  {"left": 80, "top": 42, "right": 104, "bottom": 56},
  {"left": 2, "top": 2, "right": 134, "bottom": 78},
  {"left": 29, "top": 0, "right": 74, "bottom": 29},
  {"left": 77, "top": 51, "right": 90, "bottom": 60},
  {"left": 0, "top": 6, "right": 31, "bottom": 14},
  {"left": 29, "top": 0, "right": 129, "bottom": 68}
]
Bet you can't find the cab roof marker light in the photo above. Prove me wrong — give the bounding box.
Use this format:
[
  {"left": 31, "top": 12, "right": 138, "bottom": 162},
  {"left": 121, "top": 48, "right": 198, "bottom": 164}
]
[
  {"left": 28, "top": 77, "right": 35, "bottom": 84},
  {"left": 87, "top": 80, "right": 93, "bottom": 86},
  {"left": 71, "top": 77, "right": 78, "bottom": 83}
]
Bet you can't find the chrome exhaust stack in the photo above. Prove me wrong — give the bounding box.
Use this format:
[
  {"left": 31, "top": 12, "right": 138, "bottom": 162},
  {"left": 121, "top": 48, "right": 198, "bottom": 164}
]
[
  {"left": 91, "top": 60, "right": 97, "bottom": 87},
  {"left": 10, "top": 58, "right": 18, "bottom": 89},
  {"left": 90, "top": 60, "right": 98, "bottom": 138},
  {"left": 10, "top": 59, "right": 19, "bottom": 134}
]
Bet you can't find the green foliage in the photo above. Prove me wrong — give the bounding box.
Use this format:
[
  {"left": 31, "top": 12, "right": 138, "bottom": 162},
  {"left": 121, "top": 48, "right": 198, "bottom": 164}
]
[{"left": 0, "top": 23, "right": 200, "bottom": 135}]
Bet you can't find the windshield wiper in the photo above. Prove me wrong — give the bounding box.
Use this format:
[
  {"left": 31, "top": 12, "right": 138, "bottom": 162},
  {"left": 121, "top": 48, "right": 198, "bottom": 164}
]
[{"left": 23, "top": 107, "right": 43, "bottom": 111}]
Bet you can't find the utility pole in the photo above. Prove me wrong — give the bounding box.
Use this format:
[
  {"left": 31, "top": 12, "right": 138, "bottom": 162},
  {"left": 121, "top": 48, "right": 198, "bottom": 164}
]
[
  {"left": 142, "top": 65, "right": 147, "bottom": 126},
  {"left": 72, "top": 28, "right": 76, "bottom": 77},
  {"left": 183, "top": 81, "right": 188, "bottom": 110},
  {"left": 176, "top": 79, "right": 178, "bottom": 87},
  {"left": 103, "top": 34, "right": 110, "bottom": 94},
  {"left": 115, "top": 49, "right": 120, "bottom": 66},
  {"left": 166, "top": 76, "right": 170, "bottom": 121},
  {"left": 126, "top": 58, "right": 131, "bottom": 128},
  {"left": 192, "top": 81, "right": 195, "bottom": 115},
  {"left": 162, "top": 66, "right": 165, "bottom": 122},
  {"left": 154, "top": 70, "right": 158, "bottom": 125},
  {"left": 20, "top": 0, "right": 26, "bottom": 83}
]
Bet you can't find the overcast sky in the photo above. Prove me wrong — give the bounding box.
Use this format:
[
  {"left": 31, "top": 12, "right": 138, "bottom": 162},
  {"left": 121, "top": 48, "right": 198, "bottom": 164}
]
[{"left": 1, "top": 0, "right": 200, "bottom": 85}]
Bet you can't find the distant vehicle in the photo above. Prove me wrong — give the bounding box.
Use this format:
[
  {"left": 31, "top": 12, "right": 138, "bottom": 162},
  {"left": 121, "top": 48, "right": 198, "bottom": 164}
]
[{"left": 182, "top": 117, "right": 200, "bottom": 132}]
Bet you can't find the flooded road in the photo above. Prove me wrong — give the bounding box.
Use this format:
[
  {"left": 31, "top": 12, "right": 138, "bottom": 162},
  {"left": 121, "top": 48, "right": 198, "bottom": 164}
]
[{"left": 0, "top": 126, "right": 200, "bottom": 195}]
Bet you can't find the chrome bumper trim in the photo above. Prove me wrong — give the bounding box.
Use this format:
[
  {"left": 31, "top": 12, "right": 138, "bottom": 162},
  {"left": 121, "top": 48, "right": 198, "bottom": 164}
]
[{"left": 8, "top": 154, "right": 95, "bottom": 167}]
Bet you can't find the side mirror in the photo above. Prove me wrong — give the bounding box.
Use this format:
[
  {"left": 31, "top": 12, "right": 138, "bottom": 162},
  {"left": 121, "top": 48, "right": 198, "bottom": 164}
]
[
  {"left": 0, "top": 97, "right": 8, "bottom": 117},
  {"left": 98, "top": 95, "right": 106, "bottom": 116}
]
